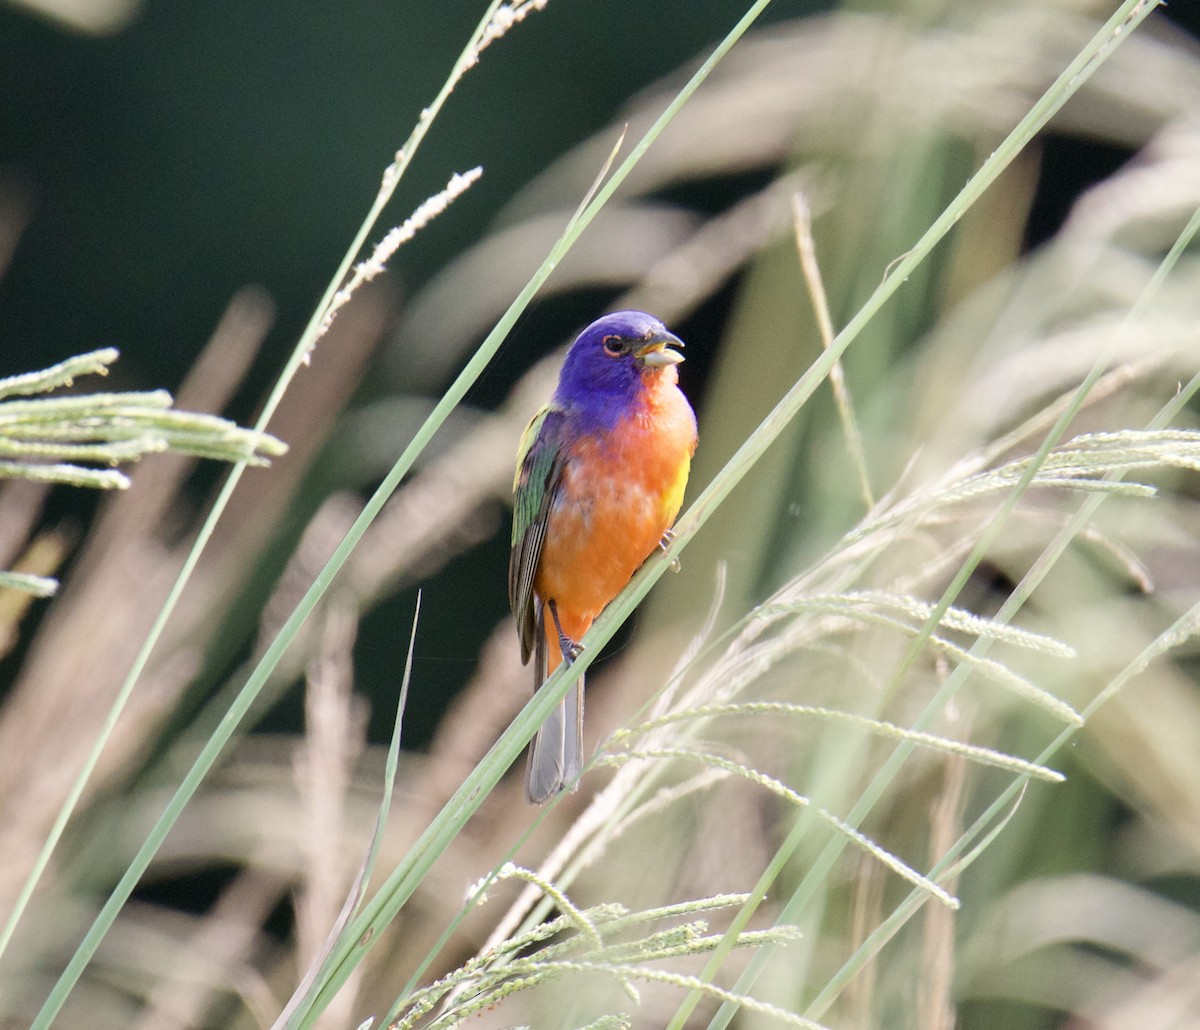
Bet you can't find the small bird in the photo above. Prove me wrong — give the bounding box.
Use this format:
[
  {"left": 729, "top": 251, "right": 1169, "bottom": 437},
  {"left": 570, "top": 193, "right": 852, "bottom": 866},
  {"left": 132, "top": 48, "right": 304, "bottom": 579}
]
[{"left": 509, "top": 311, "right": 698, "bottom": 803}]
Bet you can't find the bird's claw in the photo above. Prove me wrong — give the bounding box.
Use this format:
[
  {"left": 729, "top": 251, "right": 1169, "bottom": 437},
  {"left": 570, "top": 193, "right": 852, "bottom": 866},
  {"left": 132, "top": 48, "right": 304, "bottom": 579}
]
[
  {"left": 659, "top": 529, "right": 682, "bottom": 572},
  {"left": 548, "top": 599, "right": 584, "bottom": 664}
]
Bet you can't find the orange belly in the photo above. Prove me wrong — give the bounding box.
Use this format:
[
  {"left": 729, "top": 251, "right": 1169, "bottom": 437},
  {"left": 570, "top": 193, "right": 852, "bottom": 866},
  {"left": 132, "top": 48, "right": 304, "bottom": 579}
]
[{"left": 535, "top": 383, "right": 695, "bottom": 667}]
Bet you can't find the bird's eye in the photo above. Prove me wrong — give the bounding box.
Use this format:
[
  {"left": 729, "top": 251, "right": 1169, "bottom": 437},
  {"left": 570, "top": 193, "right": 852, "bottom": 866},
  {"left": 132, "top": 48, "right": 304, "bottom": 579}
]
[{"left": 602, "top": 335, "right": 624, "bottom": 356}]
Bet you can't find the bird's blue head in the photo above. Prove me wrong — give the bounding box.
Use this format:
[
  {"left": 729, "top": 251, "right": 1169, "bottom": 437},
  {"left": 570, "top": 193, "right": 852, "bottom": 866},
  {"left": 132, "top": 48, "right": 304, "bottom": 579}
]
[{"left": 554, "top": 310, "right": 685, "bottom": 433}]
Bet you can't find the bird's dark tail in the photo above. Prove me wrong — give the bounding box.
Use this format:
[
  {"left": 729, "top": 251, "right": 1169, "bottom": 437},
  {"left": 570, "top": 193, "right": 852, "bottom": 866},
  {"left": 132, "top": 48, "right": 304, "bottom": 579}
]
[{"left": 525, "top": 601, "right": 584, "bottom": 804}]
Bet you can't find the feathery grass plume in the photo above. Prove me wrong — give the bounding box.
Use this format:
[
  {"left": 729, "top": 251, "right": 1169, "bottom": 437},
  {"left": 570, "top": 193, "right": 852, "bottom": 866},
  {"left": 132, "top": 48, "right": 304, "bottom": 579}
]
[
  {"left": 0, "top": 347, "right": 284, "bottom": 596},
  {"left": 611, "top": 702, "right": 1064, "bottom": 782},
  {"left": 319, "top": 167, "right": 484, "bottom": 336},
  {"left": 469, "top": 0, "right": 550, "bottom": 65},
  {"left": 382, "top": 883, "right": 806, "bottom": 1029},
  {"left": 0, "top": 350, "right": 284, "bottom": 475},
  {"left": 474, "top": 398, "right": 1195, "bottom": 1018}
]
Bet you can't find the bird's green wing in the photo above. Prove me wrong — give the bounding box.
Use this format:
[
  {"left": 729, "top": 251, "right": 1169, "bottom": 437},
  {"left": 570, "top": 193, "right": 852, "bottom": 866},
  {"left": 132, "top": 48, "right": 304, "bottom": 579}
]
[{"left": 508, "top": 404, "right": 568, "bottom": 663}]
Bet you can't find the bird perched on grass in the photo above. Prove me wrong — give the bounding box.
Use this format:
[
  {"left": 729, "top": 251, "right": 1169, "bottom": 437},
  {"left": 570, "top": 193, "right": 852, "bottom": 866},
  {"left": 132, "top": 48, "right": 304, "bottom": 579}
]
[{"left": 509, "top": 311, "right": 698, "bottom": 803}]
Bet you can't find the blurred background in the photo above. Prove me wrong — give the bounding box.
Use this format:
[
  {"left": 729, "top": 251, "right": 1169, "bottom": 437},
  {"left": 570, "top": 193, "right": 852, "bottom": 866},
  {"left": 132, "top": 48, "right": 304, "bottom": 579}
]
[{"left": 2, "top": 0, "right": 1200, "bottom": 1027}]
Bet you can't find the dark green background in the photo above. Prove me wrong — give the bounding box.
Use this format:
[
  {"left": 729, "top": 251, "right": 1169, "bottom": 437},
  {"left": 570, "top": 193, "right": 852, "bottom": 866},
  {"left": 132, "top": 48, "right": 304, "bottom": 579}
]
[{"left": 0, "top": 2, "right": 797, "bottom": 388}]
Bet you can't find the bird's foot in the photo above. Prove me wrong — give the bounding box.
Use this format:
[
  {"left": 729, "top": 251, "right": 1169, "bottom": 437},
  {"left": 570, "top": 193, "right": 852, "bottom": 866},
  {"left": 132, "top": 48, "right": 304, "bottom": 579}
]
[
  {"left": 659, "top": 529, "right": 682, "bottom": 573},
  {"left": 548, "top": 599, "right": 584, "bottom": 664}
]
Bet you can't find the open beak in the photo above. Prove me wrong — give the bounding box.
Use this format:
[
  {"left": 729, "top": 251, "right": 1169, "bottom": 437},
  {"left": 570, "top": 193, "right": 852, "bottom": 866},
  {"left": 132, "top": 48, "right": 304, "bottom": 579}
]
[{"left": 636, "top": 331, "right": 685, "bottom": 368}]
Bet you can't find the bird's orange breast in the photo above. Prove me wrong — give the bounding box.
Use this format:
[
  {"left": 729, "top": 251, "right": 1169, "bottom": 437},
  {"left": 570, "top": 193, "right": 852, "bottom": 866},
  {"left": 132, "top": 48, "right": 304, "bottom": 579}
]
[{"left": 535, "top": 375, "right": 696, "bottom": 642}]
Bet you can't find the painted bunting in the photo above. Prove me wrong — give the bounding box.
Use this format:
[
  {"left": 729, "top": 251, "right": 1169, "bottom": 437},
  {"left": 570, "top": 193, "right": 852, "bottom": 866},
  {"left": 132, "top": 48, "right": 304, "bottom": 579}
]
[{"left": 509, "top": 310, "right": 698, "bottom": 803}]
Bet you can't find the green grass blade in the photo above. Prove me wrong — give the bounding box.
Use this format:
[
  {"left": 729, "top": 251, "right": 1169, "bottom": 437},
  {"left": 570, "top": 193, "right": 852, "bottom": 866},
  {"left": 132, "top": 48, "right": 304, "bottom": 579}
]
[
  {"left": 674, "top": 1, "right": 1166, "bottom": 1025},
  {"left": 21, "top": 2, "right": 510, "bottom": 1021},
  {"left": 286, "top": 4, "right": 780, "bottom": 1023}
]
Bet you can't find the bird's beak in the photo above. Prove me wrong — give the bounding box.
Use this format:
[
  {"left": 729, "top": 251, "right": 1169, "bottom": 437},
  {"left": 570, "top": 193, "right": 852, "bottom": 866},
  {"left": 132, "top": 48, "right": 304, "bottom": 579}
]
[{"left": 637, "top": 332, "right": 685, "bottom": 368}]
